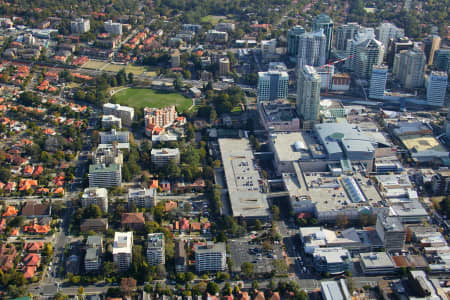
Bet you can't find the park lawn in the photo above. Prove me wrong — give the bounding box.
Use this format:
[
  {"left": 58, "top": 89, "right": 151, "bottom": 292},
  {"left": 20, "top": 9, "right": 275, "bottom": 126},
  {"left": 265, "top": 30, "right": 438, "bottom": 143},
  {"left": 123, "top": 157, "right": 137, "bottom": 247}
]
[
  {"left": 113, "top": 88, "right": 192, "bottom": 112},
  {"left": 231, "top": 106, "right": 243, "bottom": 113},
  {"left": 65, "top": 82, "right": 81, "bottom": 89},
  {"left": 81, "top": 60, "right": 108, "bottom": 70},
  {"left": 200, "top": 15, "right": 225, "bottom": 25},
  {"left": 102, "top": 63, "right": 147, "bottom": 75}
]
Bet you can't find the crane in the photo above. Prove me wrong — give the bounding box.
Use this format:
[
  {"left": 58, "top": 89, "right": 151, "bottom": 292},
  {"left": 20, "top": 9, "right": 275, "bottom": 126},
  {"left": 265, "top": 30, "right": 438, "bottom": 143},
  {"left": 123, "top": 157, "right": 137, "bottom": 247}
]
[{"left": 317, "top": 55, "right": 353, "bottom": 95}]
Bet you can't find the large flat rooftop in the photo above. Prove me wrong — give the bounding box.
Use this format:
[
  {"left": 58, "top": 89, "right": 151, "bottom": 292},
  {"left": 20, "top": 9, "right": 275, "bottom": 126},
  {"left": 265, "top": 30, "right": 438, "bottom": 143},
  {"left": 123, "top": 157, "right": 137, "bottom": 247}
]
[
  {"left": 219, "top": 138, "right": 270, "bottom": 220},
  {"left": 270, "top": 132, "right": 311, "bottom": 162}
]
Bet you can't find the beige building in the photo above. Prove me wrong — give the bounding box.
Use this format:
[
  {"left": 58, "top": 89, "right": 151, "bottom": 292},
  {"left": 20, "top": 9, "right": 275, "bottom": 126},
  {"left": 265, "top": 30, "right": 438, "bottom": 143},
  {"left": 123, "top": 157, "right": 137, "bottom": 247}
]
[{"left": 219, "top": 58, "right": 230, "bottom": 76}]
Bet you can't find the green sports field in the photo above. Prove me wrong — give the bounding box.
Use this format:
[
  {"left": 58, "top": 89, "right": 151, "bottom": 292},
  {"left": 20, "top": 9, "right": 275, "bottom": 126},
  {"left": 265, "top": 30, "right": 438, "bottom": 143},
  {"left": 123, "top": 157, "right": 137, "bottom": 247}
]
[{"left": 112, "top": 88, "right": 192, "bottom": 112}]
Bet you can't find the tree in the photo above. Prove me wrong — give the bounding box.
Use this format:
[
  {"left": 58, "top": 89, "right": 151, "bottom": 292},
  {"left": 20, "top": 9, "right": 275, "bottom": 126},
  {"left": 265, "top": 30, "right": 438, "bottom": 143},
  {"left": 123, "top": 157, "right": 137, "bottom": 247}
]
[
  {"left": 43, "top": 243, "right": 53, "bottom": 257},
  {"left": 103, "top": 261, "right": 117, "bottom": 277},
  {"left": 78, "top": 287, "right": 85, "bottom": 300},
  {"left": 84, "top": 204, "right": 102, "bottom": 218},
  {"left": 186, "top": 272, "right": 195, "bottom": 282},
  {"left": 271, "top": 205, "right": 280, "bottom": 221},
  {"left": 184, "top": 202, "right": 192, "bottom": 214},
  {"left": 336, "top": 214, "right": 349, "bottom": 228},
  {"left": 241, "top": 262, "right": 254, "bottom": 278},
  {"left": 255, "top": 219, "right": 262, "bottom": 230},
  {"left": 216, "top": 271, "right": 230, "bottom": 281},
  {"left": 207, "top": 281, "right": 220, "bottom": 295},
  {"left": 262, "top": 239, "right": 273, "bottom": 251},
  {"left": 0, "top": 168, "right": 11, "bottom": 182},
  {"left": 272, "top": 259, "right": 288, "bottom": 275},
  {"left": 18, "top": 91, "right": 39, "bottom": 106},
  {"left": 252, "top": 280, "right": 259, "bottom": 290}
]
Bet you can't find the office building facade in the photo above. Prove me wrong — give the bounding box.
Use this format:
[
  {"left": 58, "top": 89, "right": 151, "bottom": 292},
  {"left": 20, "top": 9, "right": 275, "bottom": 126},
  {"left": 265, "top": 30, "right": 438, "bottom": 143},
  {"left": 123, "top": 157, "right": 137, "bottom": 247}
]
[
  {"left": 348, "top": 38, "right": 384, "bottom": 79},
  {"left": 151, "top": 148, "right": 180, "bottom": 167},
  {"left": 376, "top": 22, "right": 404, "bottom": 50},
  {"left": 335, "top": 23, "right": 360, "bottom": 51},
  {"left": 312, "top": 14, "right": 333, "bottom": 58},
  {"left": 424, "top": 35, "right": 441, "bottom": 66},
  {"left": 88, "top": 163, "right": 122, "bottom": 188},
  {"left": 194, "top": 242, "right": 226, "bottom": 273},
  {"left": 426, "top": 71, "right": 448, "bottom": 107},
  {"left": 376, "top": 215, "right": 406, "bottom": 251},
  {"left": 393, "top": 47, "right": 426, "bottom": 89},
  {"left": 434, "top": 48, "right": 450, "bottom": 73},
  {"left": 257, "top": 71, "right": 289, "bottom": 101},
  {"left": 287, "top": 26, "right": 306, "bottom": 58},
  {"left": 296, "top": 65, "right": 321, "bottom": 123},
  {"left": 369, "top": 65, "right": 388, "bottom": 99},
  {"left": 297, "top": 30, "right": 327, "bottom": 67}
]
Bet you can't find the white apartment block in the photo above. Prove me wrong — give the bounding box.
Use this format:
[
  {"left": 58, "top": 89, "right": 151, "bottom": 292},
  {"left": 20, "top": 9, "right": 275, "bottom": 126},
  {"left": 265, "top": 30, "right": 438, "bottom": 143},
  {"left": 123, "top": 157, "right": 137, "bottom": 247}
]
[
  {"left": 147, "top": 233, "right": 165, "bottom": 266},
  {"left": 206, "top": 30, "right": 228, "bottom": 43},
  {"left": 215, "top": 22, "right": 235, "bottom": 32},
  {"left": 103, "top": 103, "right": 134, "bottom": 126},
  {"left": 113, "top": 232, "right": 133, "bottom": 271},
  {"left": 71, "top": 18, "right": 90, "bottom": 33},
  {"left": 88, "top": 163, "right": 122, "bottom": 188},
  {"left": 104, "top": 20, "right": 122, "bottom": 35},
  {"left": 194, "top": 242, "right": 226, "bottom": 273},
  {"left": 151, "top": 148, "right": 180, "bottom": 167},
  {"left": 82, "top": 187, "right": 109, "bottom": 213},
  {"left": 128, "top": 188, "right": 157, "bottom": 209},
  {"left": 93, "top": 143, "right": 124, "bottom": 166},
  {"left": 84, "top": 235, "right": 102, "bottom": 272},
  {"left": 261, "top": 39, "right": 277, "bottom": 59},
  {"left": 100, "top": 129, "right": 130, "bottom": 144},
  {"left": 102, "top": 115, "right": 122, "bottom": 129}
]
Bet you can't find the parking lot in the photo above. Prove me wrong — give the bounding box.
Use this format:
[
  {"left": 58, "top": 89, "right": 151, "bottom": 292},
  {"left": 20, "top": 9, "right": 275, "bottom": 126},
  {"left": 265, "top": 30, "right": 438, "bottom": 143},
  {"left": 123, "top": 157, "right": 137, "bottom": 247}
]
[{"left": 229, "top": 239, "right": 283, "bottom": 275}]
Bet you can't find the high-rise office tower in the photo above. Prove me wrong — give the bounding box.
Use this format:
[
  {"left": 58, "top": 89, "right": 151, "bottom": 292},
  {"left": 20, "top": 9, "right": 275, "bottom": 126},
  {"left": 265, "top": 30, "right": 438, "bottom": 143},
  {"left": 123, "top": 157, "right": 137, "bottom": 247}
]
[
  {"left": 296, "top": 65, "right": 321, "bottom": 124},
  {"left": 393, "top": 47, "right": 426, "bottom": 89},
  {"left": 335, "top": 22, "right": 360, "bottom": 51},
  {"left": 347, "top": 37, "right": 384, "bottom": 79},
  {"left": 257, "top": 70, "right": 289, "bottom": 101},
  {"left": 369, "top": 65, "right": 388, "bottom": 99},
  {"left": 426, "top": 71, "right": 448, "bottom": 107},
  {"left": 387, "top": 37, "right": 414, "bottom": 67},
  {"left": 433, "top": 48, "right": 450, "bottom": 73},
  {"left": 345, "top": 28, "right": 375, "bottom": 68},
  {"left": 297, "top": 30, "right": 327, "bottom": 68},
  {"left": 376, "top": 22, "right": 404, "bottom": 50},
  {"left": 312, "top": 14, "right": 333, "bottom": 59},
  {"left": 424, "top": 35, "right": 441, "bottom": 66},
  {"left": 287, "top": 26, "right": 306, "bottom": 58}
]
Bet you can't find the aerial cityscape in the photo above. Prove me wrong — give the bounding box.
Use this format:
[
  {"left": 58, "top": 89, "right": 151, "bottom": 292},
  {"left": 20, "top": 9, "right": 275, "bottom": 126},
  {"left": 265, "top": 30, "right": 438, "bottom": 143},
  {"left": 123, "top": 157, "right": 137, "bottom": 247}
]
[{"left": 0, "top": 0, "right": 448, "bottom": 299}]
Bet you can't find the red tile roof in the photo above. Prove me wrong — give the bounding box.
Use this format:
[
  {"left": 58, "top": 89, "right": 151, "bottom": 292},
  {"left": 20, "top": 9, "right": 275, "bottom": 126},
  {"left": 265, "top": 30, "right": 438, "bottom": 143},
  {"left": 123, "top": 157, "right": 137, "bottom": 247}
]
[
  {"left": 2, "top": 206, "right": 18, "bottom": 217},
  {"left": 23, "top": 253, "right": 40, "bottom": 266}
]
